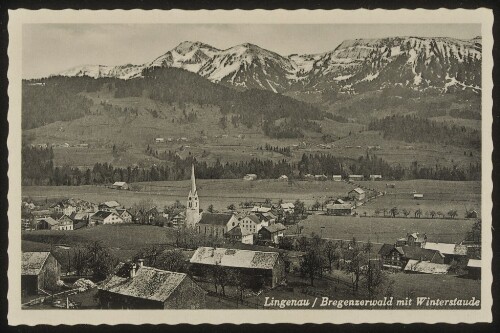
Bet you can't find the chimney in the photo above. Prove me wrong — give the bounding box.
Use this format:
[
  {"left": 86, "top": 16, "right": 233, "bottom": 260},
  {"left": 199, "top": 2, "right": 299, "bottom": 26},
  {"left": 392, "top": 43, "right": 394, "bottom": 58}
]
[
  {"left": 137, "top": 259, "right": 144, "bottom": 268},
  {"left": 129, "top": 263, "right": 137, "bottom": 278}
]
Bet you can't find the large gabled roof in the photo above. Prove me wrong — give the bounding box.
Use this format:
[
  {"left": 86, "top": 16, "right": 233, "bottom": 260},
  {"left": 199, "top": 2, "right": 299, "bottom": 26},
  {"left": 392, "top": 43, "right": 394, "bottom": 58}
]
[
  {"left": 350, "top": 188, "right": 365, "bottom": 194},
  {"left": 99, "top": 263, "right": 189, "bottom": 303},
  {"left": 198, "top": 213, "right": 234, "bottom": 226},
  {"left": 190, "top": 247, "right": 279, "bottom": 270},
  {"left": 91, "top": 211, "right": 114, "bottom": 220},
  {"left": 261, "top": 223, "right": 286, "bottom": 233},
  {"left": 22, "top": 252, "right": 52, "bottom": 276},
  {"left": 423, "top": 242, "right": 468, "bottom": 256}
]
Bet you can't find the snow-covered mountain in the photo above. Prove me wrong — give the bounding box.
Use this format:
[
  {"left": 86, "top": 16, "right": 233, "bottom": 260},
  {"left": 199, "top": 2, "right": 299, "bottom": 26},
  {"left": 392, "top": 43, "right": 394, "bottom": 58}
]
[{"left": 55, "top": 37, "right": 482, "bottom": 94}]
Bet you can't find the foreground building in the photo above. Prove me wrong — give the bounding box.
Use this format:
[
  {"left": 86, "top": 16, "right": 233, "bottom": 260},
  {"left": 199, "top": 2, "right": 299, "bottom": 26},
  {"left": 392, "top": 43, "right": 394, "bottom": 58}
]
[
  {"left": 98, "top": 261, "right": 206, "bottom": 309},
  {"left": 190, "top": 247, "right": 285, "bottom": 288},
  {"left": 22, "top": 252, "right": 61, "bottom": 295}
]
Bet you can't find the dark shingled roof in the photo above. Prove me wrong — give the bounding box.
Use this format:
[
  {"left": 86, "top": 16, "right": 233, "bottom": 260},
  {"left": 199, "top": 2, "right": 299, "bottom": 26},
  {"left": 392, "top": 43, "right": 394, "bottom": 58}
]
[
  {"left": 99, "top": 263, "right": 189, "bottom": 302},
  {"left": 198, "top": 213, "right": 234, "bottom": 226},
  {"left": 378, "top": 244, "right": 396, "bottom": 257},
  {"left": 401, "top": 246, "right": 443, "bottom": 261},
  {"left": 22, "top": 252, "right": 51, "bottom": 275},
  {"left": 261, "top": 223, "right": 286, "bottom": 233},
  {"left": 91, "top": 211, "right": 114, "bottom": 220}
]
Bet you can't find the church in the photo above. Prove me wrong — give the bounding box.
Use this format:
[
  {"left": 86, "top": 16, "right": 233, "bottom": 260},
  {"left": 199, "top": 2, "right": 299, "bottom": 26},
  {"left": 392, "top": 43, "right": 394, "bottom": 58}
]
[{"left": 185, "top": 164, "right": 201, "bottom": 228}]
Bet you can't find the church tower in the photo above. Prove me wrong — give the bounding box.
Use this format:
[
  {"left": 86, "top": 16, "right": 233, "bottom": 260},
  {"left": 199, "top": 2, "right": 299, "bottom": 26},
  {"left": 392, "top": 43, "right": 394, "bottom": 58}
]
[{"left": 185, "top": 164, "right": 201, "bottom": 228}]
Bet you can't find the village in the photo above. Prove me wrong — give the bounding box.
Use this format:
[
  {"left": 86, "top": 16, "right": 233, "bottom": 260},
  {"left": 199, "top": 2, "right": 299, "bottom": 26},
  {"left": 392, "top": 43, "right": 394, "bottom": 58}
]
[{"left": 20, "top": 165, "right": 482, "bottom": 310}]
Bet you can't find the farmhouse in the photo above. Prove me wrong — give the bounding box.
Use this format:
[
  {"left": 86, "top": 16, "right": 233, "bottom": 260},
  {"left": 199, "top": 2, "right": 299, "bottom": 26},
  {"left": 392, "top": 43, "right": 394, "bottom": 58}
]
[
  {"left": 225, "top": 225, "right": 254, "bottom": 245},
  {"left": 89, "top": 211, "right": 124, "bottom": 226},
  {"left": 57, "top": 215, "right": 74, "bottom": 231},
  {"left": 111, "top": 181, "right": 129, "bottom": 190},
  {"left": 378, "top": 244, "right": 444, "bottom": 270},
  {"left": 98, "top": 201, "right": 121, "bottom": 212},
  {"left": 348, "top": 188, "right": 365, "bottom": 201},
  {"left": 169, "top": 210, "right": 186, "bottom": 228},
  {"left": 258, "top": 223, "right": 286, "bottom": 245},
  {"left": 251, "top": 206, "right": 272, "bottom": 213},
  {"left": 326, "top": 203, "right": 353, "bottom": 216},
  {"left": 422, "top": 242, "right": 468, "bottom": 264},
  {"left": 36, "top": 217, "right": 59, "bottom": 230},
  {"left": 314, "top": 174, "right": 328, "bottom": 181},
  {"left": 466, "top": 259, "right": 481, "bottom": 279},
  {"left": 348, "top": 175, "right": 364, "bottom": 181},
  {"left": 196, "top": 213, "right": 239, "bottom": 238},
  {"left": 50, "top": 201, "right": 76, "bottom": 216},
  {"left": 238, "top": 214, "right": 264, "bottom": 234},
  {"left": 404, "top": 260, "right": 450, "bottom": 275},
  {"left": 22, "top": 252, "right": 61, "bottom": 295},
  {"left": 369, "top": 174, "right": 382, "bottom": 181},
  {"left": 332, "top": 175, "right": 342, "bottom": 182},
  {"left": 243, "top": 174, "right": 258, "bottom": 181},
  {"left": 98, "top": 261, "right": 206, "bottom": 309},
  {"left": 155, "top": 137, "right": 165, "bottom": 143},
  {"left": 70, "top": 212, "right": 90, "bottom": 230},
  {"left": 278, "top": 175, "right": 288, "bottom": 181},
  {"left": 413, "top": 193, "right": 424, "bottom": 199},
  {"left": 115, "top": 208, "right": 133, "bottom": 223},
  {"left": 280, "top": 202, "right": 295, "bottom": 214},
  {"left": 396, "top": 232, "right": 427, "bottom": 247},
  {"left": 190, "top": 247, "right": 285, "bottom": 288}
]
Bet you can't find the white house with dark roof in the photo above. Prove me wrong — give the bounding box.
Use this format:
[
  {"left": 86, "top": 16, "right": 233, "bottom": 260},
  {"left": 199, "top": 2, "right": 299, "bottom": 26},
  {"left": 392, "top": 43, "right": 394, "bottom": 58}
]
[
  {"left": 89, "top": 211, "right": 124, "bottom": 226},
  {"left": 190, "top": 247, "right": 285, "bottom": 288},
  {"left": 98, "top": 261, "right": 206, "bottom": 309},
  {"left": 348, "top": 187, "right": 365, "bottom": 201}
]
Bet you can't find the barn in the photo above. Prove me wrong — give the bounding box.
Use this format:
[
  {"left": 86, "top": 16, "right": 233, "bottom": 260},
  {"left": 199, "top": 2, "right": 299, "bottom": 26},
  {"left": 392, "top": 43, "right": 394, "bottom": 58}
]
[
  {"left": 21, "top": 252, "right": 61, "bottom": 295},
  {"left": 190, "top": 247, "right": 285, "bottom": 288},
  {"left": 98, "top": 261, "right": 206, "bottom": 309},
  {"left": 348, "top": 188, "right": 365, "bottom": 201}
]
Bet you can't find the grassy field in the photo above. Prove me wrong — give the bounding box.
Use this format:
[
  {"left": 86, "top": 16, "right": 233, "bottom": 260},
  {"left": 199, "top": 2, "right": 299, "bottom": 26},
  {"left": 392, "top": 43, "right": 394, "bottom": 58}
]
[{"left": 293, "top": 215, "right": 475, "bottom": 244}]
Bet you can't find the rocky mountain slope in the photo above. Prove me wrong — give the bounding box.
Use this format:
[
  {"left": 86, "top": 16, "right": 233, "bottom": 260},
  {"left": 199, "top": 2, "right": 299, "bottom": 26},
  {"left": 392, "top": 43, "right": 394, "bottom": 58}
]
[{"left": 56, "top": 36, "right": 482, "bottom": 94}]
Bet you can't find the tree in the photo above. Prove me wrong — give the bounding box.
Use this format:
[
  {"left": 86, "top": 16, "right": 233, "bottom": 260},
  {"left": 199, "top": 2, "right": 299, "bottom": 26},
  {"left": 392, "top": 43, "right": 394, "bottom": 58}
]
[
  {"left": 374, "top": 209, "right": 381, "bottom": 217},
  {"left": 389, "top": 207, "right": 399, "bottom": 218},
  {"left": 436, "top": 211, "right": 444, "bottom": 219},
  {"left": 429, "top": 210, "right": 436, "bottom": 219},
  {"left": 447, "top": 209, "right": 458, "bottom": 219},
  {"left": 227, "top": 203, "right": 236, "bottom": 211},
  {"left": 156, "top": 249, "right": 186, "bottom": 272},
  {"left": 382, "top": 208, "right": 388, "bottom": 217},
  {"left": 207, "top": 204, "right": 215, "bottom": 213},
  {"left": 264, "top": 198, "right": 272, "bottom": 205},
  {"left": 414, "top": 208, "right": 422, "bottom": 218},
  {"left": 362, "top": 263, "right": 395, "bottom": 301},
  {"left": 300, "top": 245, "right": 324, "bottom": 286},
  {"left": 343, "top": 238, "right": 366, "bottom": 292},
  {"left": 324, "top": 240, "right": 339, "bottom": 271},
  {"left": 402, "top": 208, "right": 411, "bottom": 218},
  {"left": 133, "top": 244, "right": 167, "bottom": 267},
  {"left": 71, "top": 245, "right": 88, "bottom": 276},
  {"left": 85, "top": 241, "right": 117, "bottom": 281},
  {"left": 312, "top": 200, "right": 321, "bottom": 211}
]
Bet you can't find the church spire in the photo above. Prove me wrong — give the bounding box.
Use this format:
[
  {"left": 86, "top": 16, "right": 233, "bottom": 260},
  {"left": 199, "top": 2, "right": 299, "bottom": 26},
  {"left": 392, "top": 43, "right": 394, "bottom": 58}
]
[{"left": 191, "top": 164, "right": 196, "bottom": 194}]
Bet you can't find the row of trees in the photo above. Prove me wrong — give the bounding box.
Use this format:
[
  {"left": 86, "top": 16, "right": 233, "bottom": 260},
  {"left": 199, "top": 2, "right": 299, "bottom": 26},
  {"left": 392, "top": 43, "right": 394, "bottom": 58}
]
[
  {"left": 374, "top": 207, "right": 460, "bottom": 219},
  {"left": 296, "top": 235, "right": 394, "bottom": 298}
]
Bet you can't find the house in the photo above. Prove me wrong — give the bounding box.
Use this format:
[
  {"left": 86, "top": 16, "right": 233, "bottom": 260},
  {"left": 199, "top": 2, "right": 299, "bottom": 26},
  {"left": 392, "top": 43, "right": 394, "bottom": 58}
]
[
  {"left": 196, "top": 213, "right": 239, "bottom": 238},
  {"left": 396, "top": 232, "right": 427, "bottom": 247},
  {"left": 98, "top": 261, "right": 206, "bottom": 309},
  {"left": 50, "top": 201, "right": 76, "bottom": 216},
  {"left": 278, "top": 175, "right": 288, "bottom": 181},
  {"left": 251, "top": 206, "right": 272, "bottom": 214},
  {"left": 403, "top": 260, "right": 450, "bottom": 275},
  {"left": 111, "top": 181, "right": 129, "bottom": 190},
  {"left": 169, "top": 210, "right": 186, "bottom": 228},
  {"left": 98, "top": 201, "right": 121, "bottom": 212},
  {"left": 57, "top": 215, "right": 74, "bottom": 231},
  {"left": 190, "top": 247, "right": 285, "bottom": 288},
  {"left": 369, "top": 175, "right": 382, "bottom": 181},
  {"left": 155, "top": 137, "right": 165, "bottom": 143},
  {"left": 422, "top": 242, "right": 468, "bottom": 264},
  {"left": 243, "top": 174, "right": 258, "bottom": 181},
  {"left": 348, "top": 175, "right": 364, "bottom": 181},
  {"left": 22, "top": 252, "right": 61, "bottom": 295},
  {"left": 258, "top": 223, "right": 286, "bottom": 245},
  {"left": 378, "top": 244, "right": 444, "bottom": 270},
  {"left": 466, "top": 259, "right": 481, "bottom": 279},
  {"left": 326, "top": 203, "right": 353, "bottom": 216},
  {"left": 115, "top": 208, "right": 133, "bottom": 223},
  {"left": 36, "top": 217, "right": 59, "bottom": 230},
  {"left": 70, "top": 211, "right": 90, "bottom": 230},
  {"left": 254, "top": 211, "right": 277, "bottom": 225},
  {"left": 348, "top": 188, "right": 365, "bottom": 201},
  {"left": 280, "top": 203, "right": 295, "bottom": 214},
  {"left": 386, "top": 183, "right": 396, "bottom": 188},
  {"left": 238, "top": 214, "right": 264, "bottom": 234},
  {"left": 413, "top": 193, "right": 424, "bottom": 199},
  {"left": 89, "top": 211, "right": 124, "bottom": 226},
  {"left": 225, "top": 225, "right": 254, "bottom": 244},
  {"left": 145, "top": 207, "right": 160, "bottom": 224},
  {"left": 314, "top": 174, "right": 328, "bottom": 181},
  {"left": 332, "top": 175, "right": 342, "bottom": 182},
  {"left": 304, "top": 173, "right": 315, "bottom": 180},
  {"left": 31, "top": 209, "right": 51, "bottom": 218}
]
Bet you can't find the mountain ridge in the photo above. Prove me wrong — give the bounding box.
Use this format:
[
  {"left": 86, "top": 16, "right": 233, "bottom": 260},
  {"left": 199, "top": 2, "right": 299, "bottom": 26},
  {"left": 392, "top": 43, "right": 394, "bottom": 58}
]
[{"left": 54, "top": 36, "right": 482, "bottom": 94}]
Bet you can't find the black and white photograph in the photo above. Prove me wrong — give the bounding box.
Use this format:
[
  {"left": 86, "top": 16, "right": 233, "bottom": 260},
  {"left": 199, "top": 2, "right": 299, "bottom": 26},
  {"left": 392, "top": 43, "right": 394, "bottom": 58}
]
[{"left": 6, "top": 9, "right": 493, "bottom": 325}]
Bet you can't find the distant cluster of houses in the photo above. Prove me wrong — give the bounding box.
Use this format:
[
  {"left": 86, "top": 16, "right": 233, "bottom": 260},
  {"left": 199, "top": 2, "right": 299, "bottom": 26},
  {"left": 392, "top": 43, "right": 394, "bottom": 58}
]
[
  {"left": 378, "top": 232, "right": 481, "bottom": 278},
  {"left": 242, "top": 174, "right": 384, "bottom": 182},
  {"left": 29, "top": 142, "right": 89, "bottom": 149}
]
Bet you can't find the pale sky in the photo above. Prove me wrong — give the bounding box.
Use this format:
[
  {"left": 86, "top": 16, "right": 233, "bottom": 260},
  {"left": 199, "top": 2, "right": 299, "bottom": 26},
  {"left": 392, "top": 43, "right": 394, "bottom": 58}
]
[{"left": 23, "top": 24, "right": 481, "bottom": 79}]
